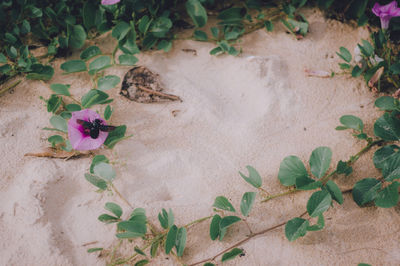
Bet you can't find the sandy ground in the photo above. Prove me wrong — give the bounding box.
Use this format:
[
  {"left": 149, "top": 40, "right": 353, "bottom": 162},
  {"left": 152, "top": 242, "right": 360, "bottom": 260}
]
[{"left": 0, "top": 9, "right": 399, "bottom": 266}]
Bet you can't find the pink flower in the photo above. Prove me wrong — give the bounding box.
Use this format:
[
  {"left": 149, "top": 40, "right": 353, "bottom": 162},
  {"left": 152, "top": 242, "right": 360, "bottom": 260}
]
[
  {"left": 101, "top": 0, "right": 120, "bottom": 5},
  {"left": 372, "top": 1, "right": 400, "bottom": 29},
  {"left": 68, "top": 109, "right": 109, "bottom": 151}
]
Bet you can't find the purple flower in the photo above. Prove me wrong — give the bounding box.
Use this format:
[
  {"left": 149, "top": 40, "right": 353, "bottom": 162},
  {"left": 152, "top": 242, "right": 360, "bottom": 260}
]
[
  {"left": 372, "top": 1, "right": 400, "bottom": 29},
  {"left": 101, "top": 0, "right": 120, "bottom": 5},
  {"left": 68, "top": 109, "right": 109, "bottom": 151}
]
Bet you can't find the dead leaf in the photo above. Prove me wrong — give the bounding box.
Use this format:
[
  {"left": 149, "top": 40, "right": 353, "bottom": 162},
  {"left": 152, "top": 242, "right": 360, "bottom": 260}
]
[{"left": 120, "top": 66, "right": 182, "bottom": 103}]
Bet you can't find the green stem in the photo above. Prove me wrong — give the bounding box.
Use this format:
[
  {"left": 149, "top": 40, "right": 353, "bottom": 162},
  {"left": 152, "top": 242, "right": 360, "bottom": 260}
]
[
  {"left": 184, "top": 215, "right": 213, "bottom": 229},
  {"left": 66, "top": 95, "right": 82, "bottom": 106},
  {"left": 112, "top": 45, "right": 118, "bottom": 65}
]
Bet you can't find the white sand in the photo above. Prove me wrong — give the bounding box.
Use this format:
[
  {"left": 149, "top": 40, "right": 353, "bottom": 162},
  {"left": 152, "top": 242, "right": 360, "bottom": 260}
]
[{"left": 0, "top": 9, "right": 399, "bottom": 266}]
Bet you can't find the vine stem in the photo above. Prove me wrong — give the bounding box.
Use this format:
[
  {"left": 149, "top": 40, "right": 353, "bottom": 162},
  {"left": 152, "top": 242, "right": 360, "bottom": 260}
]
[
  {"left": 110, "top": 183, "right": 158, "bottom": 235},
  {"left": 188, "top": 211, "right": 308, "bottom": 266},
  {"left": 0, "top": 79, "right": 21, "bottom": 95},
  {"left": 188, "top": 186, "right": 357, "bottom": 266},
  {"left": 261, "top": 139, "right": 384, "bottom": 203}
]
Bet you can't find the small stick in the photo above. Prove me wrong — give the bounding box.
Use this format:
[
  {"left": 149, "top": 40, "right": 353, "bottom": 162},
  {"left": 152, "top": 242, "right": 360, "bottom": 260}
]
[
  {"left": 82, "top": 241, "right": 99, "bottom": 247},
  {"left": 137, "top": 85, "right": 182, "bottom": 102}
]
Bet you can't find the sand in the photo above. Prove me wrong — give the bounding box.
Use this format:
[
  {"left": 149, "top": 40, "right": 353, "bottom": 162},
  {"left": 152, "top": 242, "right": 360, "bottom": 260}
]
[{"left": 0, "top": 9, "right": 399, "bottom": 266}]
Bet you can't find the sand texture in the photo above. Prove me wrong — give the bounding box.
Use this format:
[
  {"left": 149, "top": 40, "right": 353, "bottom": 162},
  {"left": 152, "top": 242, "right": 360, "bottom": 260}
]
[{"left": 0, "top": 9, "right": 399, "bottom": 266}]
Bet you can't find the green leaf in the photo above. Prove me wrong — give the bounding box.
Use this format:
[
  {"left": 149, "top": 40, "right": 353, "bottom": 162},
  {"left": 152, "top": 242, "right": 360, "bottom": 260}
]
[
  {"left": 83, "top": 1, "right": 97, "bottom": 30},
  {"left": 339, "top": 115, "right": 364, "bottom": 132},
  {"left": 375, "top": 96, "right": 398, "bottom": 111},
  {"left": 375, "top": 181, "right": 400, "bottom": 208},
  {"left": 210, "top": 47, "right": 223, "bottom": 55},
  {"left": 306, "top": 190, "right": 332, "bottom": 217},
  {"left": 47, "top": 95, "right": 62, "bottom": 113},
  {"left": 88, "top": 56, "right": 111, "bottom": 75},
  {"left": 352, "top": 178, "right": 381, "bottom": 206},
  {"left": 373, "top": 145, "right": 398, "bottom": 169},
  {"left": 0, "top": 53, "right": 7, "bottom": 64},
  {"left": 129, "top": 208, "right": 147, "bottom": 224},
  {"left": 150, "top": 241, "right": 159, "bottom": 258},
  {"left": 104, "top": 105, "right": 113, "bottom": 120},
  {"left": 116, "top": 232, "right": 145, "bottom": 239},
  {"left": 135, "top": 260, "right": 149, "bottom": 266},
  {"left": 98, "top": 75, "right": 120, "bottom": 91},
  {"left": 358, "top": 40, "right": 374, "bottom": 57},
  {"left": 50, "top": 115, "right": 68, "bottom": 133},
  {"left": 50, "top": 84, "right": 70, "bottom": 96},
  {"left": 382, "top": 153, "right": 400, "bottom": 181},
  {"left": 69, "top": 25, "right": 87, "bottom": 49},
  {"left": 306, "top": 214, "right": 325, "bottom": 231},
  {"left": 150, "top": 17, "right": 172, "bottom": 38},
  {"left": 93, "top": 162, "right": 116, "bottom": 182},
  {"left": 186, "top": 0, "right": 207, "bottom": 28},
  {"left": 117, "top": 221, "right": 147, "bottom": 238},
  {"left": 60, "top": 60, "right": 87, "bottom": 73},
  {"left": 309, "top": 146, "right": 332, "bottom": 179},
  {"left": 374, "top": 113, "right": 400, "bottom": 141},
  {"left": 165, "top": 225, "right": 178, "bottom": 254},
  {"left": 98, "top": 214, "right": 119, "bottom": 223},
  {"left": 213, "top": 196, "right": 236, "bottom": 212},
  {"left": 211, "top": 27, "right": 219, "bottom": 39},
  {"left": 112, "top": 21, "right": 131, "bottom": 41},
  {"left": 278, "top": 155, "right": 308, "bottom": 186},
  {"left": 0, "top": 64, "right": 11, "bottom": 74},
  {"left": 325, "top": 180, "right": 343, "bottom": 204},
  {"left": 194, "top": 30, "right": 208, "bottom": 41},
  {"left": 104, "top": 125, "right": 127, "bottom": 148},
  {"left": 87, "top": 248, "right": 103, "bottom": 253},
  {"left": 219, "top": 216, "right": 241, "bottom": 240},
  {"left": 240, "top": 192, "right": 256, "bottom": 216},
  {"left": 85, "top": 173, "right": 108, "bottom": 190},
  {"left": 134, "top": 246, "right": 146, "bottom": 256},
  {"left": 176, "top": 227, "right": 187, "bottom": 257},
  {"left": 239, "top": 165, "right": 262, "bottom": 188},
  {"left": 339, "top": 63, "right": 351, "bottom": 70},
  {"left": 48, "top": 135, "right": 65, "bottom": 147},
  {"left": 390, "top": 62, "right": 400, "bottom": 74},
  {"left": 203, "top": 263, "right": 215, "bottom": 266},
  {"left": 158, "top": 208, "right": 174, "bottom": 229},
  {"left": 336, "top": 160, "right": 353, "bottom": 176},
  {"left": 264, "top": 20, "right": 273, "bottom": 32},
  {"left": 26, "top": 65, "right": 54, "bottom": 81},
  {"left": 221, "top": 248, "right": 244, "bottom": 262},
  {"left": 81, "top": 89, "right": 110, "bottom": 108},
  {"left": 118, "top": 54, "right": 138, "bottom": 66},
  {"left": 217, "top": 7, "right": 246, "bottom": 23},
  {"left": 29, "top": 6, "right": 42, "bottom": 18},
  {"left": 80, "top": 46, "right": 101, "bottom": 61},
  {"left": 209, "top": 214, "right": 221, "bottom": 240},
  {"left": 157, "top": 40, "right": 172, "bottom": 52},
  {"left": 336, "top": 47, "right": 352, "bottom": 62},
  {"left": 105, "top": 202, "right": 122, "bottom": 218},
  {"left": 138, "top": 16, "right": 152, "bottom": 34},
  {"left": 21, "top": 20, "right": 31, "bottom": 35},
  {"left": 285, "top": 217, "right": 309, "bottom": 241},
  {"left": 351, "top": 65, "right": 363, "bottom": 77},
  {"left": 295, "top": 176, "right": 322, "bottom": 191},
  {"left": 90, "top": 155, "right": 109, "bottom": 174}
]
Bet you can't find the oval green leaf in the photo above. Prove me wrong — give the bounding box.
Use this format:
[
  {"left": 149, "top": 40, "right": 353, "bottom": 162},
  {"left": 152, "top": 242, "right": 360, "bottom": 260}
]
[
  {"left": 285, "top": 217, "right": 309, "bottom": 241},
  {"left": 278, "top": 155, "right": 308, "bottom": 186},
  {"left": 306, "top": 190, "right": 332, "bottom": 217},
  {"left": 309, "top": 146, "right": 332, "bottom": 179}
]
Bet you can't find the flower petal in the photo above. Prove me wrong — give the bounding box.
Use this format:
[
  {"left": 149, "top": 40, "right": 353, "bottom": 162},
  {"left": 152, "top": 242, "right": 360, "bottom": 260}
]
[
  {"left": 101, "top": 0, "right": 120, "bottom": 5},
  {"left": 372, "top": 3, "right": 383, "bottom": 16},
  {"left": 68, "top": 109, "right": 109, "bottom": 151}
]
